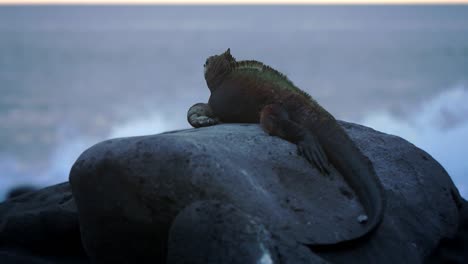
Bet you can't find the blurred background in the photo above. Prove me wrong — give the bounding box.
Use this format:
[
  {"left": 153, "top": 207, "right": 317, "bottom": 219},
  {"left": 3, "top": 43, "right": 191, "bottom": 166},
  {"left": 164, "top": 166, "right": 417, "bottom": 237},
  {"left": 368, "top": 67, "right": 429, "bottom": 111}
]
[{"left": 0, "top": 3, "right": 467, "bottom": 200}]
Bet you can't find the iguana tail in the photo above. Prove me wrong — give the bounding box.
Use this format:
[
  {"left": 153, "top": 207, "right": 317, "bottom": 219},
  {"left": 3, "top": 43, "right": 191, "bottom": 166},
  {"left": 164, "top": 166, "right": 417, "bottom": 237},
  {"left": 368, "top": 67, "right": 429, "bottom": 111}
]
[{"left": 311, "top": 119, "right": 386, "bottom": 249}]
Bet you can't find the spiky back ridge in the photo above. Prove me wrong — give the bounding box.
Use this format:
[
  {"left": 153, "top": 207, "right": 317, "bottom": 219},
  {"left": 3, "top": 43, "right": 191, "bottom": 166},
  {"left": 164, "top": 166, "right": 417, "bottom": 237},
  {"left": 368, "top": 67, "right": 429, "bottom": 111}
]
[{"left": 230, "top": 60, "right": 313, "bottom": 101}]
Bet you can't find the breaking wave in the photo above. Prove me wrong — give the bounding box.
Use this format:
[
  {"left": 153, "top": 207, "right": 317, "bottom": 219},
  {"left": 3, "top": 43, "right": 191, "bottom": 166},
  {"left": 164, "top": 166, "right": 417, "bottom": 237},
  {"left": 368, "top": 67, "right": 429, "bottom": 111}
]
[{"left": 362, "top": 85, "right": 468, "bottom": 198}]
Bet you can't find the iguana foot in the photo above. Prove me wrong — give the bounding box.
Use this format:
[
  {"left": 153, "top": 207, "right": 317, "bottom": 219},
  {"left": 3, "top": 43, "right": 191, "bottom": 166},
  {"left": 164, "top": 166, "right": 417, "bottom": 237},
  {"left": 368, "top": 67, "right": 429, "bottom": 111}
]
[
  {"left": 297, "top": 134, "right": 331, "bottom": 175},
  {"left": 260, "top": 103, "right": 331, "bottom": 175},
  {"left": 187, "top": 103, "right": 220, "bottom": 128}
]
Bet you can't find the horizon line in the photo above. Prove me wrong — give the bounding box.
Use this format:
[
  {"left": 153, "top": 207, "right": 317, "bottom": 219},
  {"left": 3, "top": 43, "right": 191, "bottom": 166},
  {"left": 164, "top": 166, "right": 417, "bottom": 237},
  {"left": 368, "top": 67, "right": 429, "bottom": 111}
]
[{"left": 1, "top": 1, "right": 468, "bottom": 6}]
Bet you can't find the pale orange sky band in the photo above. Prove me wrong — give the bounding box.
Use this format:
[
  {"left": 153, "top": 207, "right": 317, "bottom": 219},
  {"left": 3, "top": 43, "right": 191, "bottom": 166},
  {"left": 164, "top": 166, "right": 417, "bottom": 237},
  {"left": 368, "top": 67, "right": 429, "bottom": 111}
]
[{"left": 1, "top": 0, "right": 468, "bottom": 5}]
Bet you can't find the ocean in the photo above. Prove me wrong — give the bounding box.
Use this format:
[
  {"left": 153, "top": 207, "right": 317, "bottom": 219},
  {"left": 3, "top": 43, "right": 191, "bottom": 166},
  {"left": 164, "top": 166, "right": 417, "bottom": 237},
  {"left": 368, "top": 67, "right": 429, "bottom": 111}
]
[{"left": 0, "top": 5, "right": 467, "bottom": 200}]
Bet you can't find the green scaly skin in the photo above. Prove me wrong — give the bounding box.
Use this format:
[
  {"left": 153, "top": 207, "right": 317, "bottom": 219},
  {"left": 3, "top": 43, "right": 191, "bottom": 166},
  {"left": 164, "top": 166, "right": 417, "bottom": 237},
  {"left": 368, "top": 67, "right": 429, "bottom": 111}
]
[{"left": 188, "top": 49, "right": 386, "bottom": 247}]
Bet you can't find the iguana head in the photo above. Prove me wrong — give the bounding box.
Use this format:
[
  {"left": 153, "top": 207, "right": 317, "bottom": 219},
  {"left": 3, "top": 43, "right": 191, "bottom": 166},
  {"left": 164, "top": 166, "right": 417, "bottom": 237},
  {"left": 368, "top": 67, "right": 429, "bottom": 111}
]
[{"left": 204, "top": 48, "right": 236, "bottom": 91}]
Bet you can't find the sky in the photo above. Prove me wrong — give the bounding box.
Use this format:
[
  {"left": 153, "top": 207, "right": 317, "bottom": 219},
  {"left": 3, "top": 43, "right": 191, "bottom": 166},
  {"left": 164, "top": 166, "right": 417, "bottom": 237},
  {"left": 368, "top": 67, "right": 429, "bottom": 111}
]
[{"left": 1, "top": 0, "right": 468, "bottom": 5}]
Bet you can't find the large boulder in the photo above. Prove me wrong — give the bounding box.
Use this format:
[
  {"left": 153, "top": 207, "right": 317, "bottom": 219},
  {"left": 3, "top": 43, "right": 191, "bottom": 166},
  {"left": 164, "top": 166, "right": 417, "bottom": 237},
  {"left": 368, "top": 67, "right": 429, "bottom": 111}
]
[{"left": 69, "top": 122, "right": 463, "bottom": 263}]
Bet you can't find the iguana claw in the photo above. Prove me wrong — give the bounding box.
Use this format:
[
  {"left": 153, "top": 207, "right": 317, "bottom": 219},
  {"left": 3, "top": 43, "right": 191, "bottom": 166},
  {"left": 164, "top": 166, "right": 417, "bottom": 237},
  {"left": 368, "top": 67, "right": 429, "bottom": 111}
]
[
  {"left": 298, "top": 134, "right": 330, "bottom": 175},
  {"left": 190, "top": 116, "right": 220, "bottom": 128},
  {"left": 187, "top": 103, "right": 220, "bottom": 128}
]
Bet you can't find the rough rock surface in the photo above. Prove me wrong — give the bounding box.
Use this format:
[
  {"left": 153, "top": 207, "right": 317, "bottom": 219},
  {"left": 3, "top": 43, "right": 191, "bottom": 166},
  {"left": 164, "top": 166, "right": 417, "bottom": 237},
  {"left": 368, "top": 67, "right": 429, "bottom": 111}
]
[
  {"left": 167, "top": 200, "right": 280, "bottom": 264},
  {"left": 427, "top": 201, "right": 468, "bottom": 263},
  {"left": 69, "top": 122, "right": 463, "bottom": 263},
  {"left": 6, "top": 186, "right": 37, "bottom": 200},
  {"left": 0, "top": 183, "right": 88, "bottom": 263}
]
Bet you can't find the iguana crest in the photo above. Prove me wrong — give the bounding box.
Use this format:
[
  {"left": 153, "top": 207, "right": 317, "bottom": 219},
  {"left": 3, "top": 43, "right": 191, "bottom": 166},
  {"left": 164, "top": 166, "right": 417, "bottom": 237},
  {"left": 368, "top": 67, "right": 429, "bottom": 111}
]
[{"left": 230, "top": 59, "right": 313, "bottom": 101}]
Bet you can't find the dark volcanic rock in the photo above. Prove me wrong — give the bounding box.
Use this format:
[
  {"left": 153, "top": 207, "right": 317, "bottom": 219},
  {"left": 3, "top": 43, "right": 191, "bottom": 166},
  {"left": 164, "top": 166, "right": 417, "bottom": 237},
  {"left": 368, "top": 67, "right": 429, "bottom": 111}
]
[
  {"left": 167, "top": 200, "right": 325, "bottom": 264},
  {"left": 6, "top": 185, "right": 37, "bottom": 200},
  {"left": 0, "top": 182, "right": 87, "bottom": 263},
  {"left": 69, "top": 122, "right": 463, "bottom": 263},
  {"left": 426, "top": 199, "right": 468, "bottom": 264},
  {"left": 167, "top": 200, "right": 280, "bottom": 264}
]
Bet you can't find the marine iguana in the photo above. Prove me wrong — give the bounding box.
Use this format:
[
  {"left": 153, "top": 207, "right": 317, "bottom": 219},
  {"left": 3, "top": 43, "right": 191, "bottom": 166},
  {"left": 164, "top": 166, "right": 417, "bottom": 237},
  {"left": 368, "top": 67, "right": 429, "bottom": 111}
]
[{"left": 187, "top": 49, "right": 386, "bottom": 247}]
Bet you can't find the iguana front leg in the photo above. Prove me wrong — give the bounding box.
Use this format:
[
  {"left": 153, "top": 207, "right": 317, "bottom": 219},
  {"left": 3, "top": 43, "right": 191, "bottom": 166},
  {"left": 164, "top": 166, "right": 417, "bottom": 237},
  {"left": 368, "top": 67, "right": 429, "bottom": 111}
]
[
  {"left": 187, "top": 103, "right": 221, "bottom": 128},
  {"left": 260, "top": 104, "right": 330, "bottom": 175}
]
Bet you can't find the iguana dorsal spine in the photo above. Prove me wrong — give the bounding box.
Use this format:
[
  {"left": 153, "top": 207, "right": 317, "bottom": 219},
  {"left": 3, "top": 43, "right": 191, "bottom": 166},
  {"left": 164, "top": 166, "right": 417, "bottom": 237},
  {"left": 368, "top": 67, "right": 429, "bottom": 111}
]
[{"left": 231, "top": 60, "right": 314, "bottom": 101}]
